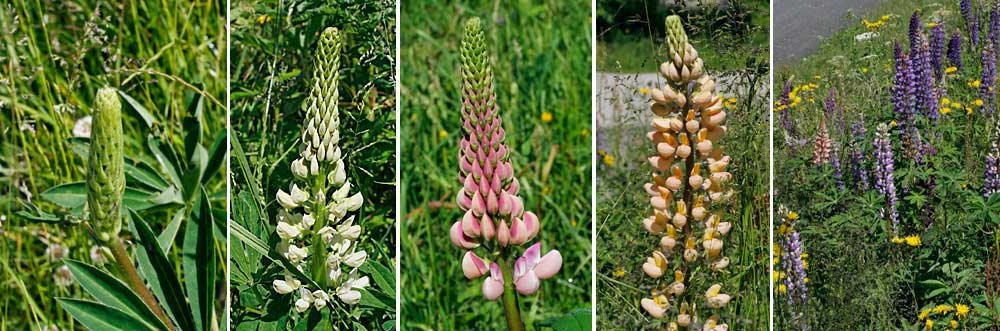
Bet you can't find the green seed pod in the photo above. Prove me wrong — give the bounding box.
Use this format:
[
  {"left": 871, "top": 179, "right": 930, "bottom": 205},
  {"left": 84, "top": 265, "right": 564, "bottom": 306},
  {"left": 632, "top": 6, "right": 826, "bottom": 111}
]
[{"left": 87, "top": 87, "right": 125, "bottom": 243}]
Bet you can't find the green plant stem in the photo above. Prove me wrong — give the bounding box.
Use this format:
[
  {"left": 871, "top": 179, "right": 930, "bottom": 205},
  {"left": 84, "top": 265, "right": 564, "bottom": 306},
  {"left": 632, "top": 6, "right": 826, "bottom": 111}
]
[
  {"left": 498, "top": 253, "right": 525, "bottom": 331},
  {"left": 108, "top": 236, "right": 176, "bottom": 331}
]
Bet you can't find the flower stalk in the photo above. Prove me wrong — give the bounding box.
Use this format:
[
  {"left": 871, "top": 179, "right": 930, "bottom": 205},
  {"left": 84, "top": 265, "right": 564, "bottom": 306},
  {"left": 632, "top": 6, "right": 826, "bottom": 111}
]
[
  {"left": 86, "top": 87, "right": 175, "bottom": 331},
  {"left": 448, "top": 18, "right": 562, "bottom": 330},
  {"left": 270, "top": 27, "right": 370, "bottom": 314},
  {"left": 639, "top": 16, "right": 734, "bottom": 330}
]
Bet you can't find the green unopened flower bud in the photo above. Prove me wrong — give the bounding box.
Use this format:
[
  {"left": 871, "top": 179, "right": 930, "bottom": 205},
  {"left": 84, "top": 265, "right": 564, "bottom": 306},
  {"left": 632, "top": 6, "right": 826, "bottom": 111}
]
[
  {"left": 665, "top": 15, "right": 688, "bottom": 60},
  {"left": 301, "top": 27, "right": 345, "bottom": 165},
  {"left": 87, "top": 87, "right": 125, "bottom": 242},
  {"left": 461, "top": 17, "right": 496, "bottom": 111}
]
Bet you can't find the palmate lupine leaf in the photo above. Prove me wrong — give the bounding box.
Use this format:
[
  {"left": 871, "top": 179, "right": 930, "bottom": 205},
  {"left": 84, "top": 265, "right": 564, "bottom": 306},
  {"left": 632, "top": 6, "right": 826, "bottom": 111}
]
[
  {"left": 62, "top": 259, "right": 168, "bottom": 330},
  {"left": 56, "top": 298, "right": 160, "bottom": 331}
]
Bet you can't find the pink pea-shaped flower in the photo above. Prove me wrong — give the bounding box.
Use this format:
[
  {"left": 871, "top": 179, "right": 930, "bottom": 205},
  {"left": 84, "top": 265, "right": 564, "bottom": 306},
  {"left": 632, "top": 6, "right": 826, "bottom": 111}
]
[{"left": 513, "top": 243, "right": 563, "bottom": 295}]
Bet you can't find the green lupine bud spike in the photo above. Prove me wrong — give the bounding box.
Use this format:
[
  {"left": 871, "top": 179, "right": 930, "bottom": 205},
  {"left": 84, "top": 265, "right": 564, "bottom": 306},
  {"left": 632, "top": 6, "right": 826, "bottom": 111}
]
[
  {"left": 302, "top": 27, "right": 345, "bottom": 164},
  {"left": 461, "top": 17, "right": 497, "bottom": 124},
  {"left": 87, "top": 87, "right": 125, "bottom": 243},
  {"left": 665, "top": 15, "right": 688, "bottom": 59}
]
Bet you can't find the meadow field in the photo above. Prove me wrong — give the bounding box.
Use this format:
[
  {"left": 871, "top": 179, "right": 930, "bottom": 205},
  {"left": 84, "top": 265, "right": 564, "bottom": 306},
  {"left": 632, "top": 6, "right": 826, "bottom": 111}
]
[{"left": 775, "top": 0, "right": 1000, "bottom": 329}]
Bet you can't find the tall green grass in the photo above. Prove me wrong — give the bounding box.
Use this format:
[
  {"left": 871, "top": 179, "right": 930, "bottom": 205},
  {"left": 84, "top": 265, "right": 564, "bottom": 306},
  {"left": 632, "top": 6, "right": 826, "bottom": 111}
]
[
  {"left": 399, "top": 0, "right": 592, "bottom": 329},
  {"left": 0, "top": 1, "right": 225, "bottom": 330}
]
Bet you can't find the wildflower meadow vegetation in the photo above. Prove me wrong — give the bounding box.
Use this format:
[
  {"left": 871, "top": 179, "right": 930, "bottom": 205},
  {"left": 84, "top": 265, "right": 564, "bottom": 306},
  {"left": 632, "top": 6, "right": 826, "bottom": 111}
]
[
  {"left": 775, "top": 0, "right": 1000, "bottom": 329},
  {"left": 400, "top": 0, "right": 592, "bottom": 329},
  {"left": 596, "top": 2, "right": 770, "bottom": 330},
  {"left": 228, "top": 0, "right": 396, "bottom": 330},
  {"left": 0, "top": 0, "right": 226, "bottom": 330}
]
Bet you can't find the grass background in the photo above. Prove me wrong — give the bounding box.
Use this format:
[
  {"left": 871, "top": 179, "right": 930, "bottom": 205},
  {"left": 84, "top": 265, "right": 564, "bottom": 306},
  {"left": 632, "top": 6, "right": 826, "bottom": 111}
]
[
  {"left": 228, "top": 0, "right": 396, "bottom": 330},
  {"left": 774, "top": 0, "right": 1000, "bottom": 329},
  {"left": 0, "top": 0, "right": 226, "bottom": 330},
  {"left": 594, "top": 1, "right": 770, "bottom": 329},
  {"left": 399, "top": 0, "right": 593, "bottom": 329}
]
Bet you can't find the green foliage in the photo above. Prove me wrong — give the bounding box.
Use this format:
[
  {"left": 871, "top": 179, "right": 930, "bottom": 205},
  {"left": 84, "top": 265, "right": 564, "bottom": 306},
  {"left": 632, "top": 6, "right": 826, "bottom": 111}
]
[
  {"left": 400, "top": 0, "right": 592, "bottom": 329},
  {"left": 228, "top": 0, "right": 396, "bottom": 330},
  {"left": 774, "top": 0, "right": 1000, "bottom": 329}
]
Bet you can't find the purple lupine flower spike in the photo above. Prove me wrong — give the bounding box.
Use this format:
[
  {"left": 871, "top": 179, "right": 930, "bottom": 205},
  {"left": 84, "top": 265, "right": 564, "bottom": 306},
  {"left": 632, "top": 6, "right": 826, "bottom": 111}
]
[
  {"left": 930, "top": 23, "right": 945, "bottom": 80},
  {"left": 948, "top": 29, "right": 963, "bottom": 71},
  {"left": 992, "top": 5, "right": 1000, "bottom": 52},
  {"left": 873, "top": 124, "right": 899, "bottom": 236},
  {"left": 982, "top": 48, "right": 997, "bottom": 114},
  {"left": 909, "top": 11, "right": 922, "bottom": 52},
  {"left": 962, "top": 0, "right": 973, "bottom": 23},
  {"left": 832, "top": 145, "right": 844, "bottom": 191},
  {"left": 986, "top": 142, "right": 1000, "bottom": 198}
]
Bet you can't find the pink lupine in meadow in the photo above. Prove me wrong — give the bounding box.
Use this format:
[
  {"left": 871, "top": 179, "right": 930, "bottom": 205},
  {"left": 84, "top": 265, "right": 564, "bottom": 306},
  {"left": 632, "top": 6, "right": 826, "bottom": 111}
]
[
  {"left": 449, "top": 17, "right": 562, "bottom": 331},
  {"left": 812, "top": 118, "right": 832, "bottom": 165},
  {"left": 638, "top": 15, "right": 735, "bottom": 329}
]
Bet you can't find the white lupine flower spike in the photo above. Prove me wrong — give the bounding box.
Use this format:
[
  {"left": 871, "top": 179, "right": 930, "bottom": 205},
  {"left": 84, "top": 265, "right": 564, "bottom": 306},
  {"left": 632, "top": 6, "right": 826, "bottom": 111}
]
[{"left": 269, "top": 27, "right": 372, "bottom": 311}]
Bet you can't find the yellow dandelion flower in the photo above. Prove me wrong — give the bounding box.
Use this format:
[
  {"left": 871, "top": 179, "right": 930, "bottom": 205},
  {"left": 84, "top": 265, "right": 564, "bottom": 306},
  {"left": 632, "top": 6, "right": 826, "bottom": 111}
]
[
  {"left": 926, "top": 319, "right": 933, "bottom": 330},
  {"left": 541, "top": 111, "right": 553, "bottom": 123},
  {"left": 603, "top": 154, "right": 615, "bottom": 167},
  {"left": 639, "top": 87, "right": 651, "bottom": 94},
  {"left": 934, "top": 304, "right": 954, "bottom": 314},
  {"left": 941, "top": 98, "right": 951, "bottom": 105},
  {"left": 803, "top": 260, "right": 809, "bottom": 269},
  {"left": 257, "top": 15, "right": 272, "bottom": 25},
  {"left": 941, "top": 107, "right": 952, "bottom": 115},
  {"left": 778, "top": 284, "right": 787, "bottom": 293},
  {"left": 814, "top": 75, "right": 822, "bottom": 80},
  {"left": 438, "top": 130, "right": 448, "bottom": 139},
  {"left": 863, "top": 68, "right": 869, "bottom": 73},
  {"left": 890, "top": 120, "right": 898, "bottom": 127},
  {"left": 919, "top": 308, "right": 931, "bottom": 320},
  {"left": 800, "top": 253, "right": 809, "bottom": 259},
  {"left": 956, "top": 304, "right": 970, "bottom": 318},
  {"left": 905, "top": 235, "right": 921, "bottom": 247},
  {"left": 882, "top": 15, "right": 890, "bottom": 20},
  {"left": 951, "top": 320, "right": 958, "bottom": 328},
  {"left": 967, "top": 107, "right": 974, "bottom": 114},
  {"left": 972, "top": 80, "right": 982, "bottom": 88},
  {"left": 787, "top": 211, "right": 799, "bottom": 220},
  {"left": 803, "top": 277, "right": 809, "bottom": 283},
  {"left": 945, "top": 66, "right": 958, "bottom": 74},
  {"left": 612, "top": 268, "right": 625, "bottom": 278},
  {"left": 975, "top": 99, "right": 985, "bottom": 107},
  {"left": 597, "top": 149, "right": 607, "bottom": 156},
  {"left": 892, "top": 236, "right": 905, "bottom": 244},
  {"left": 928, "top": 22, "right": 939, "bottom": 28},
  {"left": 777, "top": 224, "right": 789, "bottom": 235}
]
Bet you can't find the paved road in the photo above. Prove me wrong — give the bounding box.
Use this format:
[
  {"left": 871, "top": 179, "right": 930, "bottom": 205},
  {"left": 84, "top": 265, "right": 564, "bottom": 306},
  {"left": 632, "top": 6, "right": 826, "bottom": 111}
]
[{"left": 774, "top": 0, "right": 886, "bottom": 66}]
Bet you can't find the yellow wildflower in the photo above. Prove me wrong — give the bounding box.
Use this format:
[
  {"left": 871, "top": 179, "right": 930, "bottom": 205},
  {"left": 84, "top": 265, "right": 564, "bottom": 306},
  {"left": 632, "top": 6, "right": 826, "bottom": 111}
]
[
  {"left": 777, "top": 224, "right": 789, "bottom": 235},
  {"left": 905, "top": 235, "right": 921, "bottom": 247},
  {"left": 951, "top": 102, "right": 962, "bottom": 109},
  {"left": 892, "top": 236, "right": 904, "bottom": 244},
  {"left": 541, "top": 111, "right": 553, "bottom": 123},
  {"left": 926, "top": 319, "right": 933, "bottom": 330},
  {"left": 257, "top": 15, "right": 272, "bottom": 25},
  {"left": 975, "top": 99, "right": 985, "bottom": 107},
  {"left": 612, "top": 268, "right": 625, "bottom": 278},
  {"left": 438, "top": 130, "right": 448, "bottom": 139},
  {"left": 882, "top": 15, "right": 890, "bottom": 20},
  {"left": 890, "top": 120, "right": 898, "bottom": 127},
  {"left": 950, "top": 320, "right": 958, "bottom": 328},
  {"left": 919, "top": 308, "right": 931, "bottom": 320},
  {"left": 639, "top": 87, "right": 651, "bottom": 94},
  {"left": 800, "top": 253, "right": 809, "bottom": 259},
  {"left": 603, "top": 154, "right": 615, "bottom": 167},
  {"left": 941, "top": 107, "right": 952, "bottom": 115},
  {"left": 971, "top": 80, "right": 982, "bottom": 88},
  {"left": 927, "top": 22, "right": 939, "bottom": 28},
  {"left": 967, "top": 107, "right": 974, "bottom": 115},
  {"left": 945, "top": 66, "right": 958, "bottom": 74},
  {"left": 941, "top": 98, "right": 951, "bottom": 105},
  {"left": 787, "top": 211, "right": 799, "bottom": 220},
  {"left": 778, "top": 284, "right": 787, "bottom": 293},
  {"left": 580, "top": 129, "right": 589, "bottom": 136},
  {"left": 934, "top": 304, "right": 954, "bottom": 314},
  {"left": 863, "top": 68, "right": 869, "bottom": 73},
  {"left": 956, "top": 304, "right": 970, "bottom": 318}
]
